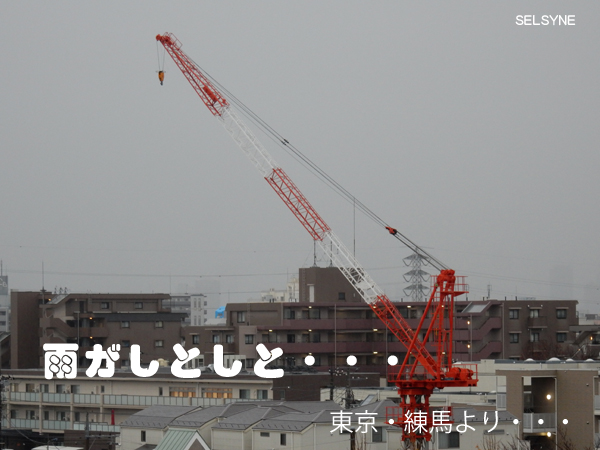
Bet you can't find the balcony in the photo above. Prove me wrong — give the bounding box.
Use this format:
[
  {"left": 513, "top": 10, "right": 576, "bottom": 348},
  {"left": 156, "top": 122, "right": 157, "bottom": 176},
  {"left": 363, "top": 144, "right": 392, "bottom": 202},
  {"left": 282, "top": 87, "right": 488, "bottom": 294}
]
[
  {"left": 595, "top": 395, "right": 600, "bottom": 414},
  {"left": 40, "top": 317, "right": 109, "bottom": 339},
  {"left": 523, "top": 413, "right": 556, "bottom": 433},
  {"left": 8, "top": 391, "right": 232, "bottom": 408},
  {"left": 527, "top": 316, "right": 547, "bottom": 328}
]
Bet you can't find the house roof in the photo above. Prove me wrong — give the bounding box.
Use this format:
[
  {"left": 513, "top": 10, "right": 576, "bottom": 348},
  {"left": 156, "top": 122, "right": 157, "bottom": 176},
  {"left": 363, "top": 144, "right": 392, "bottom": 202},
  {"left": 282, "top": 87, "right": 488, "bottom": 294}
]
[
  {"left": 212, "top": 406, "right": 288, "bottom": 430},
  {"left": 120, "top": 405, "right": 198, "bottom": 429},
  {"left": 154, "top": 429, "right": 209, "bottom": 450}
]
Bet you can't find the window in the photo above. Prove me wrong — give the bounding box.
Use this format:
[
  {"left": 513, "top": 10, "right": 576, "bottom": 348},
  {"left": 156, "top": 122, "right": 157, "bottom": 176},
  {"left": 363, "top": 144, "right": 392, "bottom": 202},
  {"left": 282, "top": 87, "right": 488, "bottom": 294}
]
[
  {"left": 159, "top": 387, "right": 163, "bottom": 396},
  {"left": 557, "top": 332, "right": 567, "bottom": 343},
  {"left": 121, "top": 321, "right": 130, "bottom": 328},
  {"left": 284, "top": 309, "right": 296, "bottom": 319},
  {"left": 280, "top": 389, "right": 286, "bottom": 399},
  {"left": 44, "top": 411, "right": 50, "bottom": 420},
  {"left": 237, "top": 311, "right": 246, "bottom": 323},
  {"left": 202, "top": 388, "right": 232, "bottom": 399},
  {"left": 26, "top": 410, "right": 35, "bottom": 419},
  {"left": 10, "top": 410, "right": 17, "bottom": 419},
  {"left": 246, "top": 358, "right": 255, "bottom": 369},
  {"left": 439, "top": 431, "right": 460, "bottom": 448},
  {"left": 556, "top": 309, "right": 567, "bottom": 319},
  {"left": 245, "top": 334, "right": 254, "bottom": 344},
  {"left": 260, "top": 432, "right": 270, "bottom": 437},
  {"left": 155, "top": 320, "right": 163, "bottom": 328},
  {"left": 509, "top": 333, "right": 520, "bottom": 343},
  {"left": 121, "top": 340, "right": 131, "bottom": 348},
  {"left": 287, "top": 334, "right": 295, "bottom": 343},
  {"left": 530, "top": 331, "right": 540, "bottom": 342},
  {"left": 372, "top": 426, "right": 385, "bottom": 443},
  {"left": 212, "top": 334, "right": 221, "bottom": 344},
  {"left": 56, "top": 384, "right": 66, "bottom": 393},
  {"left": 204, "top": 300, "right": 207, "bottom": 306},
  {"left": 155, "top": 340, "right": 164, "bottom": 347},
  {"left": 529, "top": 308, "right": 540, "bottom": 318},
  {"left": 70, "top": 384, "right": 80, "bottom": 394},
  {"left": 240, "top": 389, "right": 251, "bottom": 399},
  {"left": 170, "top": 386, "right": 196, "bottom": 397},
  {"left": 509, "top": 309, "right": 519, "bottom": 319},
  {"left": 40, "top": 384, "right": 49, "bottom": 393},
  {"left": 74, "top": 412, "right": 81, "bottom": 422},
  {"left": 121, "top": 359, "right": 130, "bottom": 367},
  {"left": 101, "top": 302, "right": 109, "bottom": 310},
  {"left": 56, "top": 411, "right": 67, "bottom": 421},
  {"left": 338, "top": 292, "right": 346, "bottom": 300},
  {"left": 192, "top": 335, "right": 200, "bottom": 345},
  {"left": 309, "top": 308, "right": 320, "bottom": 319},
  {"left": 257, "top": 389, "right": 268, "bottom": 400},
  {"left": 26, "top": 383, "right": 35, "bottom": 392},
  {"left": 280, "top": 433, "right": 287, "bottom": 446},
  {"left": 141, "top": 430, "right": 146, "bottom": 442},
  {"left": 226, "top": 334, "right": 234, "bottom": 343},
  {"left": 310, "top": 332, "right": 320, "bottom": 343},
  {"left": 135, "top": 302, "right": 143, "bottom": 309}
]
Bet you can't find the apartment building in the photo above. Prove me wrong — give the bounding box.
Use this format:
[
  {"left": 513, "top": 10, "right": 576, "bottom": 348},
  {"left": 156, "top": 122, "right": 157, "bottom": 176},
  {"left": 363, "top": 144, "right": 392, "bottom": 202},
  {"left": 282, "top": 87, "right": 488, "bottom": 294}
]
[
  {"left": 10, "top": 291, "right": 186, "bottom": 370},
  {"left": 165, "top": 293, "right": 208, "bottom": 326},
  {"left": 496, "top": 359, "right": 600, "bottom": 450},
  {"left": 0, "top": 367, "right": 273, "bottom": 446},
  {"left": 182, "top": 267, "right": 579, "bottom": 378}
]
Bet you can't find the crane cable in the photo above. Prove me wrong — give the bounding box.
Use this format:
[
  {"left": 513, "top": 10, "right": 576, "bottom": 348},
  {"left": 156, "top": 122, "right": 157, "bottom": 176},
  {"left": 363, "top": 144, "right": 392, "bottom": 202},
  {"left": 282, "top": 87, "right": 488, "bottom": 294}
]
[{"left": 187, "top": 59, "right": 448, "bottom": 271}]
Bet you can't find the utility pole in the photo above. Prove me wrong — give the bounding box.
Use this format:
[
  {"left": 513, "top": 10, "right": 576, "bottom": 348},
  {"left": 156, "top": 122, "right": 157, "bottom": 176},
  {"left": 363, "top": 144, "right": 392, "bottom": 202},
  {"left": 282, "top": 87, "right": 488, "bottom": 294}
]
[
  {"left": 344, "top": 367, "right": 355, "bottom": 410},
  {"left": 85, "top": 412, "right": 90, "bottom": 450}
]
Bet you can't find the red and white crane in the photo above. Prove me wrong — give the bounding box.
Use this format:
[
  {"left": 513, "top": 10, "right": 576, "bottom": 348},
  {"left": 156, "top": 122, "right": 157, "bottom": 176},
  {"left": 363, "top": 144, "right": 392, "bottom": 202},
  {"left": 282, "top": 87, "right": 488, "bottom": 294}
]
[{"left": 156, "top": 32, "right": 477, "bottom": 448}]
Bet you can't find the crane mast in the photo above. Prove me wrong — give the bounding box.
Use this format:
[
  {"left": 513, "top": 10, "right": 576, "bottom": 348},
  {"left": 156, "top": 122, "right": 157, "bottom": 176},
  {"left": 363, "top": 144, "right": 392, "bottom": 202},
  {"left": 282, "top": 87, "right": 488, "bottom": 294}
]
[{"left": 156, "top": 32, "right": 476, "bottom": 447}]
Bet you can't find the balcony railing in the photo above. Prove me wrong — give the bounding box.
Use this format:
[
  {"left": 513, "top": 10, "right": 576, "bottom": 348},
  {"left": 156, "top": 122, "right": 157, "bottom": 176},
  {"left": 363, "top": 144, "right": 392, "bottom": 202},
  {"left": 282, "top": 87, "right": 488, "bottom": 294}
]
[
  {"left": 42, "top": 393, "right": 71, "bottom": 403},
  {"left": 10, "top": 392, "right": 40, "bottom": 402},
  {"left": 3, "top": 418, "right": 39, "bottom": 429},
  {"left": 8, "top": 392, "right": 238, "bottom": 410},
  {"left": 523, "top": 413, "right": 555, "bottom": 433},
  {"left": 43, "top": 420, "right": 71, "bottom": 430},
  {"left": 73, "top": 422, "right": 120, "bottom": 432}
]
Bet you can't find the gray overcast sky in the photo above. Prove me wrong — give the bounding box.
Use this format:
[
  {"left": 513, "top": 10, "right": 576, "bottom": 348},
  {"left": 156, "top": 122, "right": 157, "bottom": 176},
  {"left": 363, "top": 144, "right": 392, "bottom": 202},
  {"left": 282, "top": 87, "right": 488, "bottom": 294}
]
[{"left": 1, "top": 2, "right": 599, "bottom": 310}]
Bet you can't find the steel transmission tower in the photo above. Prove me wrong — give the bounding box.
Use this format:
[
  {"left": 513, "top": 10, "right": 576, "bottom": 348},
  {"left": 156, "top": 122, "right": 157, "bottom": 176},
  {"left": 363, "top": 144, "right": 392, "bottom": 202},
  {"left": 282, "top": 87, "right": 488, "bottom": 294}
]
[{"left": 403, "top": 252, "right": 430, "bottom": 302}]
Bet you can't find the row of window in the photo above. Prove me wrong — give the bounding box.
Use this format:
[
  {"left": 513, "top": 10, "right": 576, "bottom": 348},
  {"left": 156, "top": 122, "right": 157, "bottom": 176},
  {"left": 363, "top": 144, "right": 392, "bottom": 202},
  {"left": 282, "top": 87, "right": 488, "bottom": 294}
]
[
  {"left": 120, "top": 320, "right": 164, "bottom": 328},
  {"left": 509, "top": 332, "right": 568, "bottom": 343},
  {"left": 508, "top": 308, "right": 568, "bottom": 319},
  {"left": 20, "top": 383, "right": 107, "bottom": 394},
  {"left": 101, "top": 301, "right": 145, "bottom": 310},
  {"left": 13, "top": 410, "right": 82, "bottom": 421}
]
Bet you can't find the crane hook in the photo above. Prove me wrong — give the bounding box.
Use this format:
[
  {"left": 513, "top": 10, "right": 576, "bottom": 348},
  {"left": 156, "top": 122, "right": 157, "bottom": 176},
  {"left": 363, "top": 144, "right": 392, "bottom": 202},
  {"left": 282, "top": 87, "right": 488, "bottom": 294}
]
[{"left": 158, "top": 71, "right": 165, "bottom": 85}]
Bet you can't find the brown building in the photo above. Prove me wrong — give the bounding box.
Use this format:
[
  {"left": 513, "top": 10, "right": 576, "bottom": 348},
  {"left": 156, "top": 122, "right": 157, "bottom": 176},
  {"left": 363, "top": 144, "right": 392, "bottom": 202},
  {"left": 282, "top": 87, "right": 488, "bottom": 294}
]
[
  {"left": 183, "top": 267, "right": 579, "bottom": 377},
  {"left": 498, "top": 361, "right": 600, "bottom": 450},
  {"left": 10, "top": 290, "right": 186, "bottom": 369}
]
